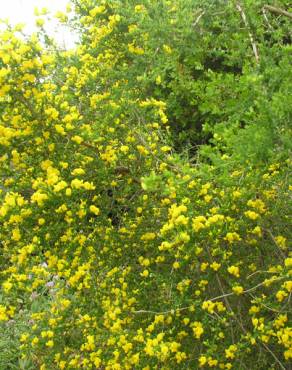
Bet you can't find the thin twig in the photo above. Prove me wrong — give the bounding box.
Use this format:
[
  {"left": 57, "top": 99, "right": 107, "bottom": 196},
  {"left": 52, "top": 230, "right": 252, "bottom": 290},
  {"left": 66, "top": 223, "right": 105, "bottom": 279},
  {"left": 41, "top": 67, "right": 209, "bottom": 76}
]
[
  {"left": 263, "top": 5, "right": 292, "bottom": 19},
  {"left": 246, "top": 270, "right": 279, "bottom": 279},
  {"left": 262, "top": 8, "right": 273, "bottom": 29},
  {"left": 249, "top": 293, "right": 282, "bottom": 313},
  {"left": 210, "top": 276, "right": 284, "bottom": 302},
  {"left": 133, "top": 306, "right": 190, "bottom": 315},
  {"left": 193, "top": 12, "right": 205, "bottom": 27},
  {"left": 205, "top": 245, "right": 236, "bottom": 341},
  {"left": 262, "top": 342, "right": 286, "bottom": 370},
  {"left": 134, "top": 276, "right": 285, "bottom": 315},
  {"left": 265, "top": 229, "right": 287, "bottom": 260},
  {"left": 236, "top": 3, "right": 260, "bottom": 63}
]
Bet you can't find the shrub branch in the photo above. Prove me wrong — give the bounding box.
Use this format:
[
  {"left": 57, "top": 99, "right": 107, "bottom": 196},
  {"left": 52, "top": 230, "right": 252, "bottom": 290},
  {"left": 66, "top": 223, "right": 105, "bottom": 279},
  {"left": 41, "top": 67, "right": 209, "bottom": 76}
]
[{"left": 236, "top": 3, "right": 260, "bottom": 63}]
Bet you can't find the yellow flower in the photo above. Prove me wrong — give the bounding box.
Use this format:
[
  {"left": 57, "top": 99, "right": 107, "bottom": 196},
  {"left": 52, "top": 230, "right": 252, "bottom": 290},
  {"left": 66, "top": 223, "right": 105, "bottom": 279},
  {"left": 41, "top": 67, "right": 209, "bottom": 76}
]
[
  {"left": 284, "top": 348, "right": 292, "bottom": 360},
  {"left": 228, "top": 265, "right": 240, "bottom": 278},
  {"left": 89, "top": 205, "right": 100, "bottom": 216},
  {"left": 141, "top": 269, "right": 149, "bottom": 278},
  {"left": 173, "top": 261, "right": 180, "bottom": 269},
  {"left": 71, "top": 168, "right": 85, "bottom": 176},
  {"left": 232, "top": 285, "right": 244, "bottom": 295},
  {"left": 65, "top": 188, "right": 72, "bottom": 196},
  {"left": 198, "top": 355, "right": 207, "bottom": 367},
  {"left": 2, "top": 281, "right": 12, "bottom": 292},
  {"left": 135, "top": 5, "right": 145, "bottom": 12},
  {"left": 192, "top": 216, "right": 206, "bottom": 232},
  {"left": 275, "top": 235, "right": 287, "bottom": 249},
  {"left": 12, "top": 228, "right": 21, "bottom": 241},
  {"left": 54, "top": 180, "right": 67, "bottom": 192},
  {"left": 175, "top": 351, "right": 187, "bottom": 363},
  {"left": 247, "top": 199, "right": 266, "bottom": 213},
  {"left": 163, "top": 44, "right": 172, "bottom": 54},
  {"left": 120, "top": 145, "right": 129, "bottom": 153},
  {"left": 31, "top": 191, "right": 48, "bottom": 206},
  {"left": 285, "top": 258, "right": 292, "bottom": 267},
  {"left": 244, "top": 210, "right": 259, "bottom": 220},
  {"left": 20, "top": 333, "right": 29, "bottom": 342},
  {"left": 232, "top": 190, "right": 241, "bottom": 198},
  {"left": 32, "top": 337, "right": 39, "bottom": 346},
  {"left": 54, "top": 125, "right": 65, "bottom": 137},
  {"left": 225, "top": 344, "right": 237, "bottom": 359},
  {"left": 201, "top": 262, "right": 209, "bottom": 272},
  {"left": 59, "top": 361, "right": 67, "bottom": 369},
  {"left": 71, "top": 178, "right": 83, "bottom": 189},
  {"left": 192, "top": 321, "right": 204, "bottom": 339},
  {"left": 128, "top": 24, "right": 138, "bottom": 33},
  {"left": 276, "top": 290, "right": 288, "bottom": 302},
  {"left": 249, "top": 305, "right": 260, "bottom": 314},
  {"left": 71, "top": 135, "right": 83, "bottom": 144},
  {"left": 156, "top": 75, "right": 162, "bottom": 85},
  {"left": 283, "top": 281, "right": 292, "bottom": 292},
  {"left": 202, "top": 300, "right": 215, "bottom": 314},
  {"left": 141, "top": 232, "right": 156, "bottom": 241},
  {"left": 225, "top": 232, "right": 241, "bottom": 243},
  {"left": 208, "top": 358, "right": 218, "bottom": 367},
  {"left": 128, "top": 43, "right": 144, "bottom": 55},
  {"left": 273, "top": 314, "right": 287, "bottom": 329},
  {"left": 210, "top": 262, "right": 221, "bottom": 271},
  {"left": 252, "top": 226, "right": 262, "bottom": 236},
  {"left": 0, "top": 305, "right": 9, "bottom": 321},
  {"left": 89, "top": 5, "right": 106, "bottom": 17},
  {"left": 139, "top": 257, "right": 150, "bottom": 267}
]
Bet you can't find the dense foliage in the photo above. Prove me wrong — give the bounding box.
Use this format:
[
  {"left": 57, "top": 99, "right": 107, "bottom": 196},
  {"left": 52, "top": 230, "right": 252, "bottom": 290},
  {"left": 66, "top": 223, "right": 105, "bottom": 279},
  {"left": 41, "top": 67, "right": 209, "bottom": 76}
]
[{"left": 0, "top": 1, "right": 291, "bottom": 369}]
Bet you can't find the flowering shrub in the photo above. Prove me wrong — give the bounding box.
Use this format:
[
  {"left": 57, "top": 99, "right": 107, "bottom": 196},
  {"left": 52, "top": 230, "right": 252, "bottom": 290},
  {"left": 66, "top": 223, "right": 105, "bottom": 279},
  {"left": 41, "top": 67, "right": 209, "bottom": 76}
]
[{"left": 0, "top": 1, "right": 291, "bottom": 369}]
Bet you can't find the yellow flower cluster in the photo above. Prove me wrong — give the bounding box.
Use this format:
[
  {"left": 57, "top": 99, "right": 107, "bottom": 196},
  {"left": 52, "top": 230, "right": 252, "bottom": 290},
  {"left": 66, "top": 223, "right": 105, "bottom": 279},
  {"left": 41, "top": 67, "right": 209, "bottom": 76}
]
[{"left": 0, "top": 2, "right": 290, "bottom": 369}]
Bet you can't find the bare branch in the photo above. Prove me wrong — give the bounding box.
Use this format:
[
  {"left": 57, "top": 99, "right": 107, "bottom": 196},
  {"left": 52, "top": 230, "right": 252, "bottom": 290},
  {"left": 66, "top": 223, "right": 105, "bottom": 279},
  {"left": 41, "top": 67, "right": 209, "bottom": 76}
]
[
  {"left": 133, "top": 277, "right": 285, "bottom": 317},
  {"left": 133, "top": 306, "right": 189, "bottom": 315},
  {"left": 263, "top": 5, "right": 292, "bottom": 19},
  {"left": 193, "top": 12, "right": 205, "bottom": 27},
  {"left": 209, "top": 276, "right": 284, "bottom": 302},
  {"left": 261, "top": 342, "right": 286, "bottom": 370},
  {"left": 262, "top": 7, "right": 273, "bottom": 29},
  {"left": 236, "top": 3, "right": 260, "bottom": 63}
]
